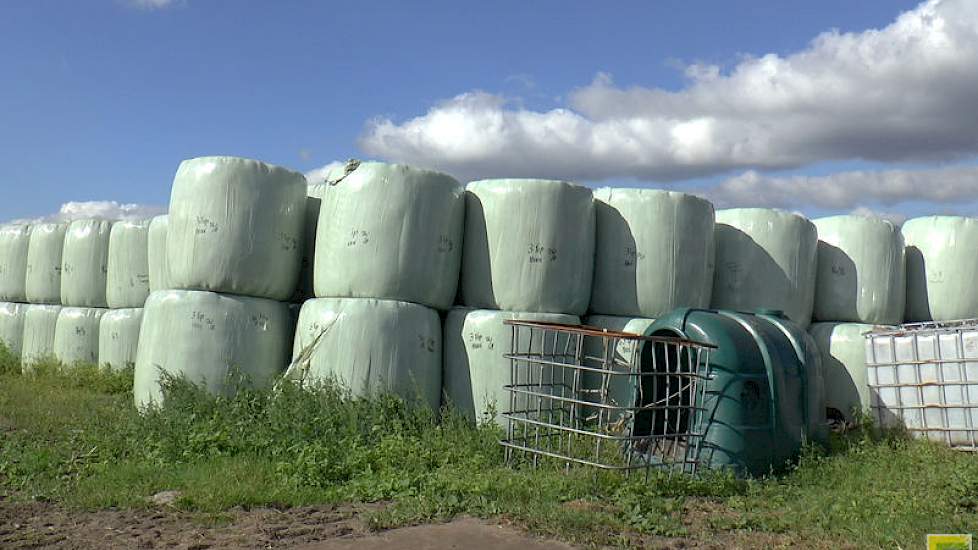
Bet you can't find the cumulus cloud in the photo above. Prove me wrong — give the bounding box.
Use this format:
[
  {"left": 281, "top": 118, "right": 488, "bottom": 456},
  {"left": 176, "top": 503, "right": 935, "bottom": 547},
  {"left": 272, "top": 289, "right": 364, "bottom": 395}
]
[
  {"left": 360, "top": 0, "right": 978, "bottom": 183},
  {"left": 128, "top": 0, "right": 179, "bottom": 9},
  {"left": 8, "top": 201, "right": 166, "bottom": 225}
]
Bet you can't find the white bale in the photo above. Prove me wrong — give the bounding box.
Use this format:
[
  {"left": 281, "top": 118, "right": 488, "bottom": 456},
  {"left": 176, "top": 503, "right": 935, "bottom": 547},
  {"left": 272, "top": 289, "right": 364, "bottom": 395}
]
[
  {"left": 293, "top": 184, "right": 329, "bottom": 301},
  {"left": 711, "top": 208, "right": 818, "bottom": 328},
  {"left": 147, "top": 215, "right": 172, "bottom": 292},
  {"left": 0, "top": 224, "right": 31, "bottom": 302},
  {"left": 809, "top": 322, "right": 880, "bottom": 422},
  {"left": 134, "top": 290, "right": 293, "bottom": 407},
  {"left": 291, "top": 298, "right": 442, "bottom": 410},
  {"left": 61, "top": 219, "right": 113, "bottom": 307},
  {"left": 591, "top": 189, "right": 715, "bottom": 317},
  {"left": 903, "top": 216, "right": 978, "bottom": 322},
  {"left": 583, "top": 314, "right": 657, "bottom": 416},
  {"left": 53, "top": 307, "right": 107, "bottom": 366},
  {"left": 0, "top": 302, "right": 27, "bottom": 357},
  {"left": 106, "top": 220, "right": 151, "bottom": 308},
  {"left": 314, "top": 162, "right": 465, "bottom": 310},
  {"left": 21, "top": 305, "right": 61, "bottom": 368},
  {"left": 812, "top": 215, "right": 905, "bottom": 325},
  {"left": 443, "top": 308, "right": 580, "bottom": 425},
  {"left": 99, "top": 308, "right": 143, "bottom": 371},
  {"left": 25, "top": 223, "right": 68, "bottom": 304},
  {"left": 167, "top": 156, "right": 307, "bottom": 301},
  {"left": 462, "top": 179, "right": 595, "bottom": 315}
]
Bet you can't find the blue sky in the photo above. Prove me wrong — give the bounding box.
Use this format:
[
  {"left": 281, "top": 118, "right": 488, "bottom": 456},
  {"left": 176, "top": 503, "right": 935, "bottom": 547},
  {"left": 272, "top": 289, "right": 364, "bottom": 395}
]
[{"left": 3, "top": 0, "right": 976, "bottom": 223}]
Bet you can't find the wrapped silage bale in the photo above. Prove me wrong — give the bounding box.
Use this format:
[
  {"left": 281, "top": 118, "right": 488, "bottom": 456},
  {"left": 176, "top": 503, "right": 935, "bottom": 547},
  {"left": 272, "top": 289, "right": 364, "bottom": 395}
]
[
  {"left": 711, "top": 208, "right": 817, "bottom": 328},
  {"left": 21, "top": 304, "right": 61, "bottom": 369},
  {"left": 0, "top": 302, "right": 27, "bottom": 357},
  {"left": 314, "top": 162, "right": 465, "bottom": 310},
  {"left": 106, "top": 220, "right": 151, "bottom": 308},
  {"left": 291, "top": 298, "right": 442, "bottom": 410},
  {"left": 98, "top": 308, "right": 143, "bottom": 371},
  {"left": 134, "top": 290, "right": 294, "bottom": 407},
  {"left": 590, "top": 189, "right": 715, "bottom": 317},
  {"left": 25, "top": 223, "right": 68, "bottom": 304},
  {"left": 61, "top": 219, "right": 113, "bottom": 307},
  {"left": 462, "top": 179, "right": 595, "bottom": 315},
  {"left": 147, "top": 215, "right": 171, "bottom": 292},
  {"left": 0, "top": 224, "right": 31, "bottom": 302},
  {"left": 53, "top": 307, "right": 106, "bottom": 366},
  {"left": 903, "top": 216, "right": 978, "bottom": 322},
  {"left": 582, "top": 315, "right": 657, "bottom": 419},
  {"left": 443, "top": 308, "right": 580, "bottom": 426},
  {"left": 812, "top": 215, "right": 905, "bottom": 325},
  {"left": 167, "top": 156, "right": 306, "bottom": 301},
  {"left": 809, "top": 322, "right": 881, "bottom": 422}
]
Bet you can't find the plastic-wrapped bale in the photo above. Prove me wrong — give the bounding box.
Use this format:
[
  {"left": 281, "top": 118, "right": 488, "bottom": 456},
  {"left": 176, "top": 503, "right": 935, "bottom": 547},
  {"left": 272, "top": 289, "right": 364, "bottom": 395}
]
[
  {"left": 291, "top": 298, "right": 441, "bottom": 410},
  {"left": 61, "top": 219, "right": 113, "bottom": 307},
  {"left": 443, "top": 308, "right": 580, "bottom": 426},
  {"left": 21, "top": 305, "right": 61, "bottom": 369},
  {"left": 107, "top": 220, "right": 151, "bottom": 308},
  {"left": 167, "top": 156, "right": 306, "bottom": 301},
  {"left": 0, "top": 302, "right": 27, "bottom": 357},
  {"left": 134, "top": 290, "right": 294, "bottom": 408},
  {"left": 25, "top": 223, "right": 68, "bottom": 304},
  {"left": 812, "top": 215, "right": 905, "bottom": 325},
  {"left": 582, "top": 315, "right": 657, "bottom": 419},
  {"left": 0, "top": 224, "right": 31, "bottom": 302},
  {"left": 903, "top": 216, "right": 978, "bottom": 322},
  {"left": 711, "top": 208, "right": 817, "bottom": 328},
  {"left": 53, "top": 307, "right": 106, "bottom": 366},
  {"left": 808, "top": 322, "right": 881, "bottom": 423},
  {"left": 314, "top": 162, "right": 465, "bottom": 310},
  {"left": 462, "top": 179, "right": 595, "bottom": 315},
  {"left": 148, "top": 215, "right": 172, "bottom": 292},
  {"left": 99, "top": 308, "right": 143, "bottom": 371},
  {"left": 591, "top": 189, "right": 715, "bottom": 317}
]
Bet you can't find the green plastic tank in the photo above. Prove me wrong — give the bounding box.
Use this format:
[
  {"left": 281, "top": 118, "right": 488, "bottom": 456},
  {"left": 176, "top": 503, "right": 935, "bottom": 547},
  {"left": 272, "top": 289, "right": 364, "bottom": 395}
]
[{"left": 647, "top": 308, "right": 827, "bottom": 477}]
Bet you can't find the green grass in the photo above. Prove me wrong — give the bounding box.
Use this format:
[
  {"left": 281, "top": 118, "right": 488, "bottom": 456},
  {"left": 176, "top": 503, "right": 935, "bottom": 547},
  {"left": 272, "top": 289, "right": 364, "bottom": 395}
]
[{"left": 2, "top": 345, "right": 978, "bottom": 548}]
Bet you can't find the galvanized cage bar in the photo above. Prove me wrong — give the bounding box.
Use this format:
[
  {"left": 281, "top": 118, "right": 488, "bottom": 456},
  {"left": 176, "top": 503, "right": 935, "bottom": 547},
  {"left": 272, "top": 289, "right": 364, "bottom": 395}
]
[{"left": 500, "top": 320, "right": 714, "bottom": 475}]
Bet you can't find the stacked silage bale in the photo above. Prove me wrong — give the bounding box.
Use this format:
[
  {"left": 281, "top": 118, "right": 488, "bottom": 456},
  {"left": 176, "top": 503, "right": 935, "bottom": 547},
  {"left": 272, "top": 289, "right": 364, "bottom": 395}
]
[
  {"left": 21, "top": 223, "right": 67, "bottom": 368},
  {"left": 133, "top": 156, "right": 305, "bottom": 408},
  {"left": 0, "top": 224, "right": 31, "bottom": 358},
  {"left": 902, "top": 216, "right": 978, "bottom": 323},
  {"left": 443, "top": 179, "right": 594, "bottom": 425},
  {"left": 54, "top": 219, "right": 113, "bottom": 367},
  {"left": 808, "top": 214, "right": 906, "bottom": 422},
  {"left": 99, "top": 220, "right": 151, "bottom": 371},
  {"left": 292, "top": 162, "right": 463, "bottom": 411}
]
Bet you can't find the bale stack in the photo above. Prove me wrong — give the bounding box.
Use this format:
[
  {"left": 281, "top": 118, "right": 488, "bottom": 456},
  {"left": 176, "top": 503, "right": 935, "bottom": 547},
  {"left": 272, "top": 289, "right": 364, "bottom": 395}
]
[
  {"left": 0, "top": 224, "right": 31, "bottom": 357},
  {"left": 100, "top": 220, "right": 151, "bottom": 371},
  {"left": 134, "top": 156, "right": 305, "bottom": 408},
  {"left": 808, "top": 214, "right": 905, "bottom": 422},
  {"left": 20, "top": 222, "right": 68, "bottom": 369},
  {"left": 292, "top": 162, "right": 464, "bottom": 411},
  {"left": 443, "top": 179, "right": 594, "bottom": 425},
  {"left": 902, "top": 216, "right": 978, "bottom": 323}
]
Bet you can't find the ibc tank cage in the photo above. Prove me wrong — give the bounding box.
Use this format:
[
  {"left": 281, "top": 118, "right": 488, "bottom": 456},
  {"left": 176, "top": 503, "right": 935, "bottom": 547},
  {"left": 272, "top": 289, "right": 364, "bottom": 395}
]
[
  {"left": 500, "top": 320, "right": 715, "bottom": 476},
  {"left": 866, "top": 319, "right": 978, "bottom": 451}
]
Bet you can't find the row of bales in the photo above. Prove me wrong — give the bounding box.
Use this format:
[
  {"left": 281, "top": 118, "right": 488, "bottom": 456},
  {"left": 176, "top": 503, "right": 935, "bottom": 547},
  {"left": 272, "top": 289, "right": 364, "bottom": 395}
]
[{"left": 0, "top": 156, "right": 975, "bottom": 425}]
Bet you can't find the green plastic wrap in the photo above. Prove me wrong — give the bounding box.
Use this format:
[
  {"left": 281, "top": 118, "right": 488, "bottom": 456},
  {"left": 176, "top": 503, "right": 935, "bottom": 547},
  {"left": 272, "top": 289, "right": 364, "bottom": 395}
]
[
  {"left": 313, "top": 162, "right": 464, "bottom": 310},
  {"left": 134, "top": 290, "right": 293, "bottom": 408},
  {"left": 462, "top": 179, "right": 595, "bottom": 315},
  {"left": 291, "top": 298, "right": 442, "bottom": 410},
  {"left": 53, "top": 307, "right": 107, "bottom": 366},
  {"left": 0, "top": 224, "right": 31, "bottom": 302},
  {"left": 591, "top": 188, "right": 715, "bottom": 317},
  {"left": 21, "top": 304, "right": 61, "bottom": 369},
  {"left": 581, "top": 314, "right": 657, "bottom": 418},
  {"left": 25, "top": 223, "right": 67, "bottom": 304},
  {"left": 903, "top": 216, "right": 978, "bottom": 322},
  {"left": 712, "top": 208, "right": 817, "bottom": 328},
  {"left": 0, "top": 302, "right": 27, "bottom": 357},
  {"left": 809, "top": 322, "right": 880, "bottom": 422},
  {"left": 167, "top": 156, "right": 307, "bottom": 301},
  {"left": 443, "top": 308, "right": 580, "bottom": 426},
  {"left": 98, "top": 308, "right": 143, "bottom": 371},
  {"left": 293, "top": 183, "right": 330, "bottom": 301},
  {"left": 812, "top": 215, "right": 905, "bottom": 325},
  {"left": 61, "top": 219, "right": 113, "bottom": 307},
  {"left": 106, "top": 220, "right": 151, "bottom": 308},
  {"left": 147, "top": 215, "right": 171, "bottom": 292}
]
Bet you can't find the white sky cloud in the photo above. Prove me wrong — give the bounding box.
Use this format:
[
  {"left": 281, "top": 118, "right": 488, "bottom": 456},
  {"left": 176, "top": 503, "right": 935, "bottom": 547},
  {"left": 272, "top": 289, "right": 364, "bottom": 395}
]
[
  {"left": 128, "top": 0, "right": 179, "bottom": 9},
  {"left": 8, "top": 201, "right": 166, "bottom": 225},
  {"left": 360, "top": 0, "right": 978, "bottom": 185}
]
